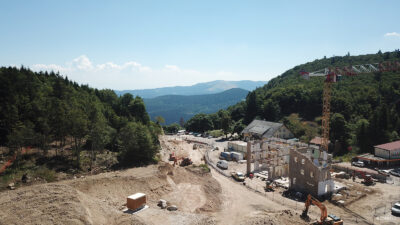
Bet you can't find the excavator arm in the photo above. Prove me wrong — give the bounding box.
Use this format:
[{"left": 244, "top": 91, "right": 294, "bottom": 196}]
[{"left": 302, "top": 194, "right": 328, "bottom": 224}]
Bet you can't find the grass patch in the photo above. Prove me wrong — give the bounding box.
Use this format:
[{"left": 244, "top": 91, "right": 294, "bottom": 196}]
[
  {"left": 208, "top": 130, "right": 224, "bottom": 138},
  {"left": 199, "top": 164, "right": 210, "bottom": 173},
  {"left": 33, "top": 166, "right": 56, "bottom": 182},
  {"left": 333, "top": 151, "right": 358, "bottom": 162}
]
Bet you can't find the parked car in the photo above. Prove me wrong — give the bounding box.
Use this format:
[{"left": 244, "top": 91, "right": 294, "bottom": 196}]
[
  {"left": 217, "top": 160, "right": 228, "bottom": 170},
  {"left": 231, "top": 171, "right": 245, "bottom": 181},
  {"left": 378, "top": 169, "right": 391, "bottom": 176},
  {"left": 390, "top": 169, "right": 400, "bottom": 177},
  {"left": 392, "top": 202, "right": 400, "bottom": 216},
  {"left": 352, "top": 161, "right": 365, "bottom": 167}
]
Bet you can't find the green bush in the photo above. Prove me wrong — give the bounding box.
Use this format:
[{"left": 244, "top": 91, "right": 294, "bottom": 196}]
[
  {"left": 208, "top": 130, "right": 224, "bottom": 138},
  {"left": 34, "top": 166, "right": 56, "bottom": 182},
  {"left": 199, "top": 164, "right": 210, "bottom": 173}
]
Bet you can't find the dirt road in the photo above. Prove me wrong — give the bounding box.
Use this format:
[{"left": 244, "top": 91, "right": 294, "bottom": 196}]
[{"left": 210, "top": 169, "right": 307, "bottom": 225}]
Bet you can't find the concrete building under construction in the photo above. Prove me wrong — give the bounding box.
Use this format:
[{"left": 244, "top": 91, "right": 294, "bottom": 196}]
[
  {"left": 288, "top": 147, "right": 334, "bottom": 197},
  {"left": 246, "top": 137, "right": 308, "bottom": 179}
]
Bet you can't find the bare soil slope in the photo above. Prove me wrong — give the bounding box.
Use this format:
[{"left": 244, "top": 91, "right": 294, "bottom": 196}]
[{"left": 0, "top": 163, "right": 221, "bottom": 225}]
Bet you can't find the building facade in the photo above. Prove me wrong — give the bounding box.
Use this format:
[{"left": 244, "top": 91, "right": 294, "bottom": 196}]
[
  {"left": 374, "top": 140, "right": 400, "bottom": 159},
  {"left": 289, "top": 148, "right": 334, "bottom": 197}
]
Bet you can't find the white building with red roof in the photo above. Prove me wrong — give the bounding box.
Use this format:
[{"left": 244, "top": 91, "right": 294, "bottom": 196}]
[{"left": 374, "top": 140, "right": 400, "bottom": 159}]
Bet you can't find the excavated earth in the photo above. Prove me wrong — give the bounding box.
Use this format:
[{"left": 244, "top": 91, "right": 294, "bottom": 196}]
[{"left": 0, "top": 163, "right": 221, "bottom": 225}]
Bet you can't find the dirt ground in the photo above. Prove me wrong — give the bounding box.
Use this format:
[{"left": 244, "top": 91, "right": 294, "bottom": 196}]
[
  {"left": 0, "top": 162, "right": 221, "bottom": 225},
  {"left": 1, "top": 135, "right": 400, "bottom": 225}
]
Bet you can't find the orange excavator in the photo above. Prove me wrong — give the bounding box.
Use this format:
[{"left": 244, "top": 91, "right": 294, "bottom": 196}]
[
  {"left": 169, "top": 153, "right": 192, "bottom": 167},
  {"left": 301, "top": 194, "right": 343, "bottom": 225}
]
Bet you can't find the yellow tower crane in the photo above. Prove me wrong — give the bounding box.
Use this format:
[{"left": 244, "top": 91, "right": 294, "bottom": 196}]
[{"left": 300, "top": 61, "right": 400, "bottom": 152}]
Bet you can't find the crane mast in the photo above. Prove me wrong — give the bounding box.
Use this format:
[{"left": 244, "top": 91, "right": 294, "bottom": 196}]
[{"left": 300, "top": 61, "right": 400, "bottom": 152}]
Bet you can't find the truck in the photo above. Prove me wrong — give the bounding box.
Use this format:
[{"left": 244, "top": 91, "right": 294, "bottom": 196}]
[{"left": 219, "top": 152, "right": 232, "bottom": 161}]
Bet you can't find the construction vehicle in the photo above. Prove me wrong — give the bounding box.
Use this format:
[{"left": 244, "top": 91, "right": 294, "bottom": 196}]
[
  {"left": 179, "top": 157, "right": 193, "bottom": 167},
  {"left": 169, "top": 152, "right": 176, "bottom": 161},
  {"left": 264, "top": 180, "right": 274, "bottom": 192},
  {"left": 352, "top": 170, "right": 375, "bottom": 186},
  {"left": 301, "top": 194, "right": 343, "bottom": 225},
  {"left": 300, "top": 61, "right": 400, "bottom": 152}
]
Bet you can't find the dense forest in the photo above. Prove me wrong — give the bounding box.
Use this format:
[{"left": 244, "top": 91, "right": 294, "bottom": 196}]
[
  {"left": 0, "top": 67, "right": 162, "bottom": 168},
  {"left": 144, "top": 88, "right": 248, "bottom": 124},
  {"left": 186, "top": 50, "right": 400, "bottom": 155}
]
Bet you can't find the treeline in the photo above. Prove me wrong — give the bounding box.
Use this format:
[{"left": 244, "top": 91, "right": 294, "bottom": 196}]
[
  {"left": 0, "top": 67, "right": 161, "bottom": 167},
  {"left": 187, "top": 50, "right": 400, "bottom": 155}
]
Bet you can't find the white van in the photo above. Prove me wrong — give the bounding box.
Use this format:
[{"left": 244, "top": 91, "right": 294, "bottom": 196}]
[{"left": 217, "top": 160, "right": 228, "bottom": 170}]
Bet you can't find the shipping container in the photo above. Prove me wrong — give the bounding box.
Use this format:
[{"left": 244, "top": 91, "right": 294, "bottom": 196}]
[
  {"left": 220, "top": 151, "right": 232, "bottom": 161},
  {"left": 230, "top": 152, "right": 243, "bottom": 161}
]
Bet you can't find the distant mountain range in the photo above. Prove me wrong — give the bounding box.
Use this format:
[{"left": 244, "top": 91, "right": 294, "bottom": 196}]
[
  {"left": 144, "top": 88, "right": 249, "bottom": 124},
  {"left": 114, "top": 80, "right": 266, "bottom": 98}
]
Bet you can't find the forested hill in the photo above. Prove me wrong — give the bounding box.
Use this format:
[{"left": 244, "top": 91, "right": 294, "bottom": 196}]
[
  {"left": 144, "top": 88, "right": 248, "bottom": 124},
  {"left": 115, "top": 80, "right": 266, "bottom": 98},
  {"left": 0, "top": 67, "right": 161, "bottom": 166},
  {"left": 187, "top": 50, "right": 400, "bottom": 155}
]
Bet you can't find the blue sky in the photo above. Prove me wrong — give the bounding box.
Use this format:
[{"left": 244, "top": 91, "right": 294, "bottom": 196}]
[{"left": 1, "top": 0, "right": 399, "bottom": 90}]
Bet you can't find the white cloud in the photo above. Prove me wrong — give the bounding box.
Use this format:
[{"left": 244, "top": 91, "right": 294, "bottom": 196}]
[
  {"left": 96, "top": 62, "right": 121, "bottom": 70},
  {"left": 29, "top": 55, "right": 241, "bottom": 90},
  {"left": 72, "top": 55, "right": 93, "bottom": 70},
  {"left": 384, "top": 32, "right": 400, "bottom": 37},
  {"left": 31, "top": 64, "right": 69, "bottom": 72}
]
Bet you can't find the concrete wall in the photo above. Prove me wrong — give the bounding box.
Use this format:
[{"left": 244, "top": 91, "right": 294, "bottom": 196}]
[
  {"left": 289, "top": 149, "right": 333, "bottom": 197},
  {"left": 375, "top": 148, "right": 390, "bottom": 159},
  {"left": 390, "top": 149, "right": 400, "bottom": 159},
  {"left": 375, "top": 147, "right": 400, "bottom": 159}
]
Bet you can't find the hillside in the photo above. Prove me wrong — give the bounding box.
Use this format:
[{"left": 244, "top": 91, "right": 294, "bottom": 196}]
[
  {"left": 0, "top": 67, "right": 162, "bottom": 176},
  {"left": 115, "top": 80, "right": 265, "bottom": 98},
  {"left": 187, "top": 50, "right": 400, "bottom": 155},
  {"left": 144, "top": 88, "right": 248, "bottom": 124}
]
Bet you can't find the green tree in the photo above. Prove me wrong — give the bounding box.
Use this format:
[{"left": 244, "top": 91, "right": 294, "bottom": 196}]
[
  {"left": 262, "top": 100, "right": 280, "bottom": 121},
  {"left": 179, "top": 117, "right": 185, "bottom": 127},
  {"left": 218, "top": 110, "right": 232, "bottom": 138},
  {"left": 155, "top": 116, "right": 165, "bottom": 125},
  {"left": 330, "top": 113, "right": 350, "bottom": 154},
  {"left": 69, "top": 107, "right": 89, "bottom": 168},
  {"left": 185, "top": 113, "right": 213, "bottom": 133},
  {"left": 118, "top": 122, "right": 158, "bottom": 165},
  {"left": 355, "top": 119, "right": 371, "bottom": 153}
]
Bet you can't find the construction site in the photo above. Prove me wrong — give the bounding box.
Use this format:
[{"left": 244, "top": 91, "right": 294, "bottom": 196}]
[
  {"left": 0, "top": 132, "right": 399, "bottom": 225},
  {"left": 1, "top": 61, "right": 400, "bottom": 225}
]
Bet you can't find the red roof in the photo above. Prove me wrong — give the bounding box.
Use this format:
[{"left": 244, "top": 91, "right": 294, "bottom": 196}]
[
  {"left": 310, "top": 137, "right": 323, "bottom": 145},
  {"left": 309, "top": 137, "right": 330, "bottom": 145},
  {"left": 374, "top": 140, "right": 400, "bottom": 151}
]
